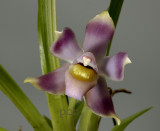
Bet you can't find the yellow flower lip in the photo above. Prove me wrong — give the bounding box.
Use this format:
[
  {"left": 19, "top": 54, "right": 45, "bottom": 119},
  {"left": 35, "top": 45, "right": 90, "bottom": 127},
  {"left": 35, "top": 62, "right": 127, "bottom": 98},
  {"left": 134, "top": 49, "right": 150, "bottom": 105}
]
[{"left": 69, "top": 64, "right": 97, "bottom": 82}]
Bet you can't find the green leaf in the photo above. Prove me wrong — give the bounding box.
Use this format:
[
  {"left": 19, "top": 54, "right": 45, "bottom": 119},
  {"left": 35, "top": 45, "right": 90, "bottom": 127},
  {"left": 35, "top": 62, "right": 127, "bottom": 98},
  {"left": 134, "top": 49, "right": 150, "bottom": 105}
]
[
  {"left": 43, "top": 116, "right": 53, "bottom": 129},
  {"left": 38, "top": 0, "right": 59, "bottom": 74},
  {"left": 73, "top": 100, "right": 84, "bottom": 126},
  {"left": 111, "top": 107, "right": 153, "bottom": 131},
  {"left": 107, "top": 0, "right": 125, "bottom": 55},
  {"left": 0, "top": 127, "right": 8, "bottom": 131},
  {"left": 67, "top": 98, "right": 84, "bottom": 127},
  {"left": 78, "top": 105, "right": 101, "bottom": 131},
  {"left": 37, "top": 0, "right": 72, "bottom": 130},
  {"left": 0, "top": 65, "right": 52, "bottom": 131},
  {"left": 108, "top": 0, "right": 124, "bottom": 27}
]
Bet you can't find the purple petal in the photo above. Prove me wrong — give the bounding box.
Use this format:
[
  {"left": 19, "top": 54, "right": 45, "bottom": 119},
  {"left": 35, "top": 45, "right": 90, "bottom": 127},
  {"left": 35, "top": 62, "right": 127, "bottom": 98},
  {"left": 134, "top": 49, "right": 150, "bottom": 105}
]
[
  {"left": 50, "top": 28, "right": 82, "bottom": 62},
  {"left": 75, "top": 52, "right": 98, "bottom": 72},
  {"left": 99, "top": 52, "right": 131, "bottom": 81},
  {"left": 85, "top": 76, "right": 120, "bottom": 125},
  {"left": 65, "top": 68, "right": 97, "bottom": 100},
  {"left": 24, "top": 64, "right": 69, "bottom": 94},
  {"left": 83, "top": 11, "right": 115, "bottom": 60}
]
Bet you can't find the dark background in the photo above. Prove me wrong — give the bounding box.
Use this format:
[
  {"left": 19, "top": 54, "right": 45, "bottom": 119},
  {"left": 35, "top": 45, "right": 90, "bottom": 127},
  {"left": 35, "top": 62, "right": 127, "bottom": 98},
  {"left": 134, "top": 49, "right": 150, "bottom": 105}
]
[{"left": 0, "top": 0, "right": 160, "bottom": 130}]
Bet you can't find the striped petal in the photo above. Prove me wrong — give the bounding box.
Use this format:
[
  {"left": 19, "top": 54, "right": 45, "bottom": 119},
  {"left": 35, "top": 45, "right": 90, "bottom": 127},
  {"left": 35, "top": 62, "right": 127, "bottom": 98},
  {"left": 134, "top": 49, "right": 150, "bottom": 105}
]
[
  {"left": 83, "top": 11, "right": 115, "bottom": 60},
  {"left": 50, "top": 28, "right": 82, "bottom": 62},
  {"left": 85, "top": 76, "right": 120, "bottom": 125},
  {"left": 100, "top": 52, "right": 131, "bottom": 81},
  {"left": 65, "top": 68, "right": 97, "bottom": 100},
  {"left": 24, "top": 64, "right": 69, "bottom": 94}
]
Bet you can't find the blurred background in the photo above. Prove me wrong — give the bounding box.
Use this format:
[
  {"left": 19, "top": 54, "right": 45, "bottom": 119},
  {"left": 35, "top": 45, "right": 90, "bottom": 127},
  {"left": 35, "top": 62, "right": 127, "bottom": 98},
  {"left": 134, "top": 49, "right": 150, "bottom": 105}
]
[{"left": 0, "top": 0, "right": 160, "bottom": 130}]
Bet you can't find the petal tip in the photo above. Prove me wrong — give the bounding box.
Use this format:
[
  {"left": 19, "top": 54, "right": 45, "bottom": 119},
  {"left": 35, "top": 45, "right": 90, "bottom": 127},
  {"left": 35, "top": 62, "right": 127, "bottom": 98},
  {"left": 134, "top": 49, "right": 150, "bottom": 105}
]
[
  {"left": 55, "top": 31, "right": 62, "bottom": 39},
  {"left": 94, "top": 11, "right": 115, "bottom": 29},
  {"left": 108, "top": 113, "right": 121, "bottom": 125},
  {"left": 112, "top": 114, "right": 121, "bottom": 125},
  {"left": 24, "top": 77, "right": 38, "bottom": 89},
  {"left": 124, "top": 57, "right": 132, "bottom": 65},
  {"left": 24, "top": 77, "right": 37, "bottom": 84}
]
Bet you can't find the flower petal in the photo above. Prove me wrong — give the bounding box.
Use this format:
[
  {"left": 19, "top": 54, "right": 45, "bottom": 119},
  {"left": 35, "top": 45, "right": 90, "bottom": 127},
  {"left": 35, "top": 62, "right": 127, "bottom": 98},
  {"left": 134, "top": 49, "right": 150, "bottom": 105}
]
[
  {"left": 99, "top": 52, "right": 131, "bottom": 81},
  {"left": 50, "top": 28, "right": 82, "bottom": 62},
  {"left": 83, "top": 11, "right": 115, "bottom": 60},
  {"left": 24, "top": 64, "right": 69, "bottom": 94},
  {"left": 84, "top": 76, "right": 120, "bottom": 125},
  {"left": 65, "top": 68, "right": 97, "bottom": 100}
]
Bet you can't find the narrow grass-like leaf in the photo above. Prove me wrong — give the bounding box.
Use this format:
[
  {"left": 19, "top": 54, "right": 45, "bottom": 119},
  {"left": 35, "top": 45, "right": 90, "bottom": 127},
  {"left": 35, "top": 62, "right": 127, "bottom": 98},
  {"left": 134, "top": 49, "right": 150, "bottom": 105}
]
[
  {"left": 38, "top": 0, "right": 70, "bottom": 130},
  {"left": 73, "top": 100, "right": 84, "bottom": 126},
  {"left": 38, "top": 0, "right": 59, "bottom": 74},
  {"left": 111, "top": 107, "right": 153, "bottom": 131},
  {"left": 108, "top": 0, "right": 124, "bottom": 27},
  {"left": 78, "top": 105, "right": 101, "bottom": 131},
  {"left": 0, "top": 127, "right": 8, "bottom": 131},
  {"left": 107, "top": 0, "right": 124, "bottom": 55},
  {"left": 0, "top": 65, "right": 52, "bottom": 131},
  {"left": 67, "top": 98, "right": 84, "bottom": 127},
  {"left": 43, "top": 116, "right": 53, "bottom": 129}
]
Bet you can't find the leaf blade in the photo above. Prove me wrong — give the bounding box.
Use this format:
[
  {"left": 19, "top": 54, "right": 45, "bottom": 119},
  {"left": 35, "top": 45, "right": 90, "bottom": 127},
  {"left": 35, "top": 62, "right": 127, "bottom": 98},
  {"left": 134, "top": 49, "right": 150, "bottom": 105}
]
[
  {"left": 78, "top": 105, "right": 101, "bottom": 131},
  {"left": 0, "top": 127, "right": 8, "bottom": 131},
  {"left": 37, "top": 0, "right": 72, "bottom": 130},
  {"left": 107, "top": 0, "right": 125, "bottom": 55},
  {"left": 111, "top": 107, "right": 153, "bottom": 131},
  {"left": 0, "top": 65, "right": 52, "bottom": 131}
]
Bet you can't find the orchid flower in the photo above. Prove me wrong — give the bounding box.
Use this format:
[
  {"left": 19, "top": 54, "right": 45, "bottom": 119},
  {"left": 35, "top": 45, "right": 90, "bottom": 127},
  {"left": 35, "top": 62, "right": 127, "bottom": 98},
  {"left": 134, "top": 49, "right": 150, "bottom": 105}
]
[{"left": 24, "top": 11, "right": 131, "bottom": 125}]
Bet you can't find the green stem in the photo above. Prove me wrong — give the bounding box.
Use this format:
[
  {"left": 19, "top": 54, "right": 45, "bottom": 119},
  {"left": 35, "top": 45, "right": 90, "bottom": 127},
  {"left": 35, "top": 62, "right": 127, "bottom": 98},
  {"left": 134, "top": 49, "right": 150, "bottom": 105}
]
[
  {"left": 38, "top": 0, "right": 70, "bottom": 130},
  {"left": 0, "top": 65, "right": 52, "bottom": 131},
  {"left": 78, "top": 105, "right": 101, "bottom": 131}
]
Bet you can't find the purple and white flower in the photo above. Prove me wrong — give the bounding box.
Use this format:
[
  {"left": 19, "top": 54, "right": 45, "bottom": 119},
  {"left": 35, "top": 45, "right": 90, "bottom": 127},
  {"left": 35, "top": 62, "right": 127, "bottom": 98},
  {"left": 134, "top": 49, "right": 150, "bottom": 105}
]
[{"left": 25, "top": 11, "right": 131, "bottom": 125}]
